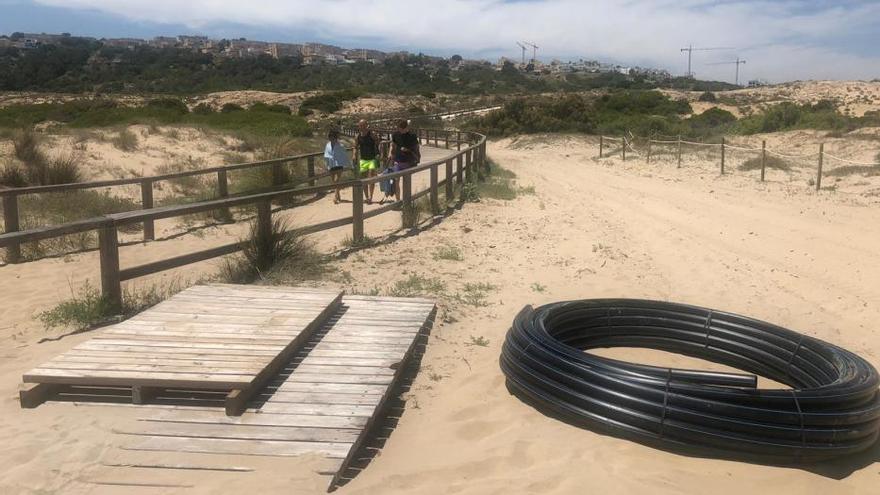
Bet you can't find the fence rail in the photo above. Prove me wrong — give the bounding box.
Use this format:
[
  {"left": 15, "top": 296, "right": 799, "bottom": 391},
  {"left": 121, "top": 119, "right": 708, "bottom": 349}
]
[
  {"left": 599, "top": 133, "right": 880, "bottom": 193},
  {"left": 0, "top": 128, "right": 488, "bottom": 310}
]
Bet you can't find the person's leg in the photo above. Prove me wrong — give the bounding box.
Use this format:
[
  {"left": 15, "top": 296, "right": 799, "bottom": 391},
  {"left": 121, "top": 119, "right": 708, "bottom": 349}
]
[
  {"left": 367, "top": 167, "right": 377, "bottom": 203},
  {"left": 332, "top": 169, "right": 342, "bottom": 203}
]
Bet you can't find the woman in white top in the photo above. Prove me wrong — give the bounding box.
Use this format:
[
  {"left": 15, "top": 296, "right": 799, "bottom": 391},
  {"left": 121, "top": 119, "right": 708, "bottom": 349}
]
[{"left": 324, "top": 129, "right": 351, "bottom": 204}]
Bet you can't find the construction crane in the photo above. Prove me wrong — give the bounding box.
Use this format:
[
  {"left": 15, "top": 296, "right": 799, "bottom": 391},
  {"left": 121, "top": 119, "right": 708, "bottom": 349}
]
[
  {"left": 524, "top": 41, "right": 539, "bottom": 65},
  {"left": 707, "top": 57, "right": 747, "bottom": 86},
  {"left": 516, "top": 41, "right": 527, "bottom": 66},
  {"left": 680, "top": 44, "right": 734, "bottom": 78}
]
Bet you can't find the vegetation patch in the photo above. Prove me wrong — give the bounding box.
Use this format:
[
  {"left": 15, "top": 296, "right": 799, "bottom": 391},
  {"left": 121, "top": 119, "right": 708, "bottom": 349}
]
[
  {"left": 0, "top": 99, "right": 311, "bottom": 138},
  {"left": 388, "top": 274, "right": 446, "bottom": 298},
  {"left": 432, "top": 245, "right": 464, "bottom": 261},
  {"left": 298, "top": 90, "right": 362, "bottom": 116},
  {"left": 220, "top": 217, "right": 326, "bottom": 284},
  {"left": 738, "top": 154, "right": 791, "bottom": 172},
  {"left": 38, "top": 279, "right": 184, "bottom": 332}
]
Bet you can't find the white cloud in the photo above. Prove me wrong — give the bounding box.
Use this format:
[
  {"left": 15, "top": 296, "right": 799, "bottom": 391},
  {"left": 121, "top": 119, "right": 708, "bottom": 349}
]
[{"left": 34, "top": 0, "right": 880, "bottom": 82}]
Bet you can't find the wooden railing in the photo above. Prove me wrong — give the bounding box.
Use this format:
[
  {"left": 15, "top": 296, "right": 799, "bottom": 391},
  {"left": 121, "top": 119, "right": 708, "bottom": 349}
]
[
  {"left": 0, "top": 147, "right": 339, "bottom": 263},
  {"left": 0, "top": 128, "right": 488, "bottom": 309}
]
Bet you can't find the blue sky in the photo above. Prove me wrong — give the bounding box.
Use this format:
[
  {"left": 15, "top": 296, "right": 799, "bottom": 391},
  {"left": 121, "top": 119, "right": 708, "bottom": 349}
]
[{"left": 2, "top": 0, "right": 879, "bottom": 83}]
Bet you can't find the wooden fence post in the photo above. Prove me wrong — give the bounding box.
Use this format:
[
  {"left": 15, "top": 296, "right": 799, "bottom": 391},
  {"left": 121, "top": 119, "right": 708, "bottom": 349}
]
[
  {"left": 401, "top": 173, "right": 413, "bottom": 227},
  {"left": 760, "top": 140, "right": 767, "bottom": 181},
  {"left": 140, "top": 179, "right": 155, "bottom": 241},
  {"left": 445, "top": 158, "right": 454, "bottom": 202},
  {"left": 646, "top": 138, "right": 652, "bottom": 164},
  {"left": 622, "top": 136, "right": 626, "bottom": 162},
  {"left": 599, "top": 136, "right": 604, "bottom": 158},
  {"left": 352, "top": 181, "right": 364, "bottom": 243},
  {"left": 98, "top": 222, "right": 122, "bottom": 310},
  {"left": 217, "top": 169, "right": 232, "bottom": 222},
  {"left": 256, "top": 200, "right": 272, "bottom": 244},
  {"left": 272, "top": 162, "right": 285, "bottom": 186},
  {"left": 457, "top": 131, "right": 462, "bottom": 151},
  {"left": 456, "top": 154, "right": 464, "bottom": 184},
  {"left": 430, "top": 163, "right": 440, "bottom": 215},
  {"left": 307, "top": 156, "right": 316, "bottom": 187},
  {"left": 676, "top": 135, "right": 682, "bottom": 169},
  {"left": 2, "top": 194, "right": 21, "bottom": 263},
  {"left": 720, "top": 137, "right": 726, "bottom": 175},
  {"left": 816, "top": 143, "right": 824, "bottom": 192},
  {"left": 444, "top": 132, "right": 449, "bottom": 149},
  {"left": 465, "top": 150, "right": 474, "bottom": 183}
]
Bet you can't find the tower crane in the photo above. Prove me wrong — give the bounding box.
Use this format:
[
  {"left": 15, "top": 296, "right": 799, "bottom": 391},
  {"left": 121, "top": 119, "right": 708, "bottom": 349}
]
[
  {"left": 707, "top": 57, "right": 747, "bottom": 86},
  {"left": 524, "top": 41, "right": 539, "bottom": 65},
  {"left": 516, "top": 41, "right": 527, "bottom": 66},
  {"left": 680, "top": 44, "right": 734, "bottom": 78}
]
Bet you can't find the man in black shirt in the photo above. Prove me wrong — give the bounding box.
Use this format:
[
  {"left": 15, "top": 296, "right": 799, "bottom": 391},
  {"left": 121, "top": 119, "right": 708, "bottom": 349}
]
[
  {"left": 387, "top": 119, "right": 420, "bottom": 202},
  {"left": 354, "top": 119, "right": 380, "bottom": 203}
]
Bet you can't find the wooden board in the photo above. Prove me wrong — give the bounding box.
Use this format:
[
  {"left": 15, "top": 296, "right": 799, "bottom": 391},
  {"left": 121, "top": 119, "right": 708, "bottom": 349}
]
[
  {"left": 20, "top": 284, "right": 342, "bottom": 413},
  {"left": 113, "top": 294, "right": 436, "bottom": 490}
]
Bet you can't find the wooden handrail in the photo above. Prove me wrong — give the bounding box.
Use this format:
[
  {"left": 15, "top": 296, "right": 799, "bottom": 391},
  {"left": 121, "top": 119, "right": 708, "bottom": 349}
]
[{"left": 1, "top": 128, "right": 488, "bottom": 310}]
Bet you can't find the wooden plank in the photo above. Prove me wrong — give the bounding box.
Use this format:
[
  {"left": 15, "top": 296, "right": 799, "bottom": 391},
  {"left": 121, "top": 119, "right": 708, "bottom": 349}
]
[
  {"left": 81, "top": 338, "right": 286, "bottom": 351},
  {"left": 146, "top": 411, "right": 368, "bottom": 429},
  {"left": 266, "top": 392, "right": 381, "bottom": 405},
  {"left": 293, "top": 365, "right": 395, "bottom": 376},
  {"left": 24, "top": 369, "right": 252, "bottom": 389},
  {"left": 257, "top": 402, "right": 376, "bottom": 417},
  {"left": 71, "top": 343, "right": 279, "bottom": 357},
  {"left": 39, "top": 361, "right": 264, "bottom": 375},
  {"left": 275, "top": 382, "right": 388, "bottom": 395},
  {"left": 285, "top": 373, "right": 394, "bottom": 386},
  {"left": 118, "top": 423, "right": 360, "bottom": 443},
  {"left": 123, "top": 436, "right": 352, "bottom": 458},
  {"left": 285, "top": 356, "right": 402, "bottom": 368},
  {"left": 45, "top": 355, "right": 266, "bottom": 367},
  {"left": 93, "top": 334, "right": 296, "bottom": 346}
]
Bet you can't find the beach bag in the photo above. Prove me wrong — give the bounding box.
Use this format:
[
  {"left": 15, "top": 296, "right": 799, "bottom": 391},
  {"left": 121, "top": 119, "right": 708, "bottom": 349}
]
[{"left": 379, "top": 167, "right": 395, "bottom": 196}]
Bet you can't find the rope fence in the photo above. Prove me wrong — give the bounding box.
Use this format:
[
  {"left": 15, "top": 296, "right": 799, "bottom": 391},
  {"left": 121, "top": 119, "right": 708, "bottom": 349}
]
[{"left": 598, "top": 133, "right": 880, "bottom": 195}]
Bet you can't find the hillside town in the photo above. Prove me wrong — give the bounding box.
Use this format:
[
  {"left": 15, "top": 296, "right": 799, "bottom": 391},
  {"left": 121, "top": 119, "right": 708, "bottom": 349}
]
[{"left": 0, "top": 31, "right": 675, "bottom": 80}]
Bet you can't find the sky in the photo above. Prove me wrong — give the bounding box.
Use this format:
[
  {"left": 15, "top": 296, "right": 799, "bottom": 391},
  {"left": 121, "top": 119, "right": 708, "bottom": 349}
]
[{"left": 1, "top": 0, "right": 879, "bottom": 84}]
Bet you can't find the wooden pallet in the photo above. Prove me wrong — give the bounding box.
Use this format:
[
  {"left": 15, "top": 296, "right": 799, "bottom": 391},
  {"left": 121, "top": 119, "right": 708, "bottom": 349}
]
[
  {"left": 113, "top": 295, "right": 436, "bottom": 489},
  {"left": 20, "top": 284, "right": 343, "bottom": 415}
]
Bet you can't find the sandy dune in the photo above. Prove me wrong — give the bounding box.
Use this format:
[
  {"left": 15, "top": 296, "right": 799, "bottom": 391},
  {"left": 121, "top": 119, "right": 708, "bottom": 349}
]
[{"left": 2, "top": 135, "right": 880, "bottom": 494}]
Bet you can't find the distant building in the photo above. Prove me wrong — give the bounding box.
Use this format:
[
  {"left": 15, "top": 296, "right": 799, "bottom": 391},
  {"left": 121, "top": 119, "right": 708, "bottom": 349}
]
[
  {"left": 151, "top": 36, "right": 177, "bottom": 48},
  {"left": 104, "top": 38, "right": 146, "bottom": 49},
  {"left": 178, "top": 35, "right": 208, "bottom": 49},
  {"left": 268, "top": 42, "right": 302, "bottom": 59}
]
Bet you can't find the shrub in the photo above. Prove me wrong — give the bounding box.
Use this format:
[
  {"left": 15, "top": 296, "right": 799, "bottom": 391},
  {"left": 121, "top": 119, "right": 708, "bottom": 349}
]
[
  {"left": 220, "top": 218, "right": 322, "bottom": 283},
  {"left": 0, "top": 162, "right": 28, "bottom": 187},
  {"left": 46, "top": 152, "right": 84, "bottom": 184},
  {"left": 698, "top": 91, "right": 717, "bottom": 102},
  {"left": 147, "top": 98, "right": 189, "bottom": 114},
  {"left": 111, "top": 128, "right": 139, "bottom": 151},
  {"left": 250, "top": 102, "right": 291, "bottom": 114},
  {"left": 220, "top": 103, "right": 244, "bottom": 113},
  {"left": 298, "top": 89, "right": 362, "bottom": 115},
  {"left": 738, "top": 155, "right": 791, "bottom": 172},
  {"left": 192, "top": 103, "right": 214, "bottom": 115}
]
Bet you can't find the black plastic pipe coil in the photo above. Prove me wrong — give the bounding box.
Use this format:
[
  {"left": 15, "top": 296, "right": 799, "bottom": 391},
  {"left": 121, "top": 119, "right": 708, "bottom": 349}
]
[{"left": 499, "top": 299, "right": 880, "bottom": 461}]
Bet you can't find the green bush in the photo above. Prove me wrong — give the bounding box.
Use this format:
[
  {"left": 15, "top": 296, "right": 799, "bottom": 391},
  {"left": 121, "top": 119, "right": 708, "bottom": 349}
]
[
  {"left": 192, "top": 103, "right": 214, "bottom": 115},
  {"left": 111, "top": 128, "right": 139, "bottom": 151},
  {"left": 698, "top": 91, "right": 717, "bottom": 102},
  {"left": 298, "top": 89, "right": 362, "bottom": 115},
  {"left": 221, "top": 103, "right": 244, "bottom": 113},
  {"left": 147, "top": 98, "right": 189, "bottom": 114}
]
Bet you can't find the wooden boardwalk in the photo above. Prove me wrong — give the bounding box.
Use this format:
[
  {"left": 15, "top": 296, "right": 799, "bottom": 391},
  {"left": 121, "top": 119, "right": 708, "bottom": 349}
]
[
  {"left": 20, "top": 284, "right": 343, "bottom": 414},
  {"left": 107, "top": 294, "right": 436, "bottom": 490}
]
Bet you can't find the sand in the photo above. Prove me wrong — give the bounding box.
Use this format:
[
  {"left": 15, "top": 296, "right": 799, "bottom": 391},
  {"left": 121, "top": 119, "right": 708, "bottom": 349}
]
[{"left": 2, "top": 131, "right": 880, "bottom": 493}]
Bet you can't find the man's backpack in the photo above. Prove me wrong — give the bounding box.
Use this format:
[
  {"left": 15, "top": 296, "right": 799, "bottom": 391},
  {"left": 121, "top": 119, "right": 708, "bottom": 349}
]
[{"left": 379, "top": 167, "right": 395, "bottom": 196}]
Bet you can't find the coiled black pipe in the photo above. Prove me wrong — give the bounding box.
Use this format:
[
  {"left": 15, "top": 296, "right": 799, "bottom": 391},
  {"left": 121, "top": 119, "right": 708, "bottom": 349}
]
[{"left": 500, "top": 299, "right": 880, "bottom": 462}]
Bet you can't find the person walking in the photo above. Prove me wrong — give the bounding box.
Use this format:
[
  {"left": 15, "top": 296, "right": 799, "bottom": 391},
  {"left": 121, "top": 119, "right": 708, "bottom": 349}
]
[
  {"left": 324, "top": 129, "right": 351, "bottom": 204},
  {"left": 354, "top": 119, "right": 380, "bottom": 204},
  {"left": 387, "top": 119, "right": 420, "bottom": 202}
]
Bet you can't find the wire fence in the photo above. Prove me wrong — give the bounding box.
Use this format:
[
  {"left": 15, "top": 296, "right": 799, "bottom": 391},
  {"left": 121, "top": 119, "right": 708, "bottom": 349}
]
[{"left": 596, "top": 133, "right": 880, "bottom": 198}]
